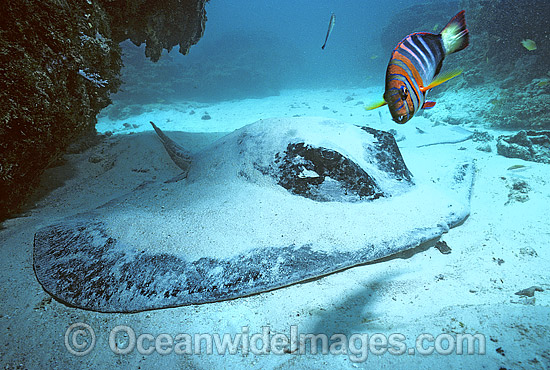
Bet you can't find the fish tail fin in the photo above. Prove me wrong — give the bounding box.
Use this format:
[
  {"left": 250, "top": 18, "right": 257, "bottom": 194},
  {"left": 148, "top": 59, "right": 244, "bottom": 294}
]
[
  {"left": 365, "top": 100, "right": 387, "bottom": 111},
  {"left": 440, "top": 10, "right": 469, "bottom": 55}
]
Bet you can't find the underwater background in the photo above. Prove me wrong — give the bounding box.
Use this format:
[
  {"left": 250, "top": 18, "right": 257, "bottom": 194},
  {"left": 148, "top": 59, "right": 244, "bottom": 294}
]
[
  {"left": 102, "top": 0, "right": 550, "bottom": 129},
  {"left": 106, "top": 0, "right": 439, "bottom": 104}
]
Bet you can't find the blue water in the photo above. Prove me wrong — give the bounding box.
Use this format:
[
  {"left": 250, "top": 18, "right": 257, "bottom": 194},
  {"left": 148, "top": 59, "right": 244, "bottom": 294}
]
[
  {"left": 114, "top": 0, "right": 436, "bottom": 103},
  {"left": 198, "top": 0, "right": 399, "bottom": 87}
]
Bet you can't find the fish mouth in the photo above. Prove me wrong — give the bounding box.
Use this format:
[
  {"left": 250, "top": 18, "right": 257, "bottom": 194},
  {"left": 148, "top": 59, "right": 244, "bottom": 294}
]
[
  {"left": 392, "top": 114, "right": 408, "bottom": 124},
  {"left": 389, "top": 100, "right": 410, "bottom": 124},
  {"left": 393, "top": 118, "right": 404, "bottom": 124}
]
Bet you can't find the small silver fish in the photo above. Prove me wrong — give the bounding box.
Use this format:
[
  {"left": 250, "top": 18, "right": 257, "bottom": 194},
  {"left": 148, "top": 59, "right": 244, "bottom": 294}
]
[{"left": 321, "top": 13, "right": 336, "bottom": 50}]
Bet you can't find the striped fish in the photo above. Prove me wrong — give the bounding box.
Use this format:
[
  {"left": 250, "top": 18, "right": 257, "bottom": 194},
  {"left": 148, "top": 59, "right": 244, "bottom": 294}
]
[{"left": 366, "top": 11, "right": 469, "bottom": 124}]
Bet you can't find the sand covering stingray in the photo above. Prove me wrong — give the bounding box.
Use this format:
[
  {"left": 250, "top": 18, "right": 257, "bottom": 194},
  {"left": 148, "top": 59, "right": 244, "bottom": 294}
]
[{"left": 33, "top": 117, "right": 474, "bottom": 312}]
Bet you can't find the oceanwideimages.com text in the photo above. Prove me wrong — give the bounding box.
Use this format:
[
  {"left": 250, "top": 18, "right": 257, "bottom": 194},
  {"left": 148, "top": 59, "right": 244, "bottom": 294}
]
[{"left": 65, "top": 323, "right": 486, "bottom": 361}]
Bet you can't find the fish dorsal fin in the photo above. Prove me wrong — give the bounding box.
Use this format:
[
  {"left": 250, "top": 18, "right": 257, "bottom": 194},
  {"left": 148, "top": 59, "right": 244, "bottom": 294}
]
[
  {"left": 421, "top": 68, "right": 463, "bottom": 92},
  {"left": 365, "top": 100, "right": 387, "bottom": 111}
]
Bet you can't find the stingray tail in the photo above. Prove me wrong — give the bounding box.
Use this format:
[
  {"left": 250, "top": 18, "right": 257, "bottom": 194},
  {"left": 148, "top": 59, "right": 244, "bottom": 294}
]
[{"left": 150, "top": 121, "right": 192, "bottom": 177}]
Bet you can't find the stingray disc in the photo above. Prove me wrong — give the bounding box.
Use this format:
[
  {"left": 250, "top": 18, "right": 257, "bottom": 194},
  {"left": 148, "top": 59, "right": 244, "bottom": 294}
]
[{"left": 33, "top": 117, "right": 474, "bottom": 312}]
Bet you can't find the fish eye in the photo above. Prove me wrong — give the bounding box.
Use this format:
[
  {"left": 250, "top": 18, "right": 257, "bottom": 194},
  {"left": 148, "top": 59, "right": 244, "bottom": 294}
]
[{"left": 400, "top": 86, "right": 408, "bottom": 98}]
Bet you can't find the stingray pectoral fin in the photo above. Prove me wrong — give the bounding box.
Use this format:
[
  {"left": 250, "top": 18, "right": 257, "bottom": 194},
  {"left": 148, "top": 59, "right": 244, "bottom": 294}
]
[
  {"left": 421, "top": 68, "right": 463, "bottom": 92},
  {"left": 150, "top": 121, "right": 192, "bottom": 174},
  {"left": 365, "top": 100, "right": 387, "bottom": 111}
]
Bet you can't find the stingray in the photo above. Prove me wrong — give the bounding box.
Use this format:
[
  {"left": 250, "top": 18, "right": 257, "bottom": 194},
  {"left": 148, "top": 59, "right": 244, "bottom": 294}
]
[{"left": 33, "top": 117, "right": 474, "bottom": 312}]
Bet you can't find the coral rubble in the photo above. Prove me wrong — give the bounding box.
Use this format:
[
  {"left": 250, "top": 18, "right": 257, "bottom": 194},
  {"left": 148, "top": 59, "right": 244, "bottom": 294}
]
[{"left": 497, "top": 130, "right": 550, "bottom": 164}]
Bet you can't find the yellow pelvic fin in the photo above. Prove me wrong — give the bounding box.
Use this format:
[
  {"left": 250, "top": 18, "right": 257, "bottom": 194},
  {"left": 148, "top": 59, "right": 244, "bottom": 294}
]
[
  {"left": 421, "top": 68, "right": 463, "bottom": 92},
  {"left": 365, "top": 100, "right": 387, "bottom": 111}
]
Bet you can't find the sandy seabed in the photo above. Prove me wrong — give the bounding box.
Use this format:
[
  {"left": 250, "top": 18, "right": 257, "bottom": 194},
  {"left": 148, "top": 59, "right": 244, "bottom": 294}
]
[{"left": 1, "top": 87, "right": 549, "bottom": 369}]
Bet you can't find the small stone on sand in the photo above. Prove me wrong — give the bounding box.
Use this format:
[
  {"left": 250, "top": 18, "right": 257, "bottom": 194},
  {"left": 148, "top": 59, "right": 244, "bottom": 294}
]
[{"left": 514, "top": 286, "right": 544, "bottom": 297}]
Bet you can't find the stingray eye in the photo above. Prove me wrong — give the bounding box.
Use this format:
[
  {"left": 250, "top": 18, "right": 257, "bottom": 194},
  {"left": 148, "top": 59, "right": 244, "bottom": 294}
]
[{"left": 400, "top": 86, "right": 408, "bottom": 99}]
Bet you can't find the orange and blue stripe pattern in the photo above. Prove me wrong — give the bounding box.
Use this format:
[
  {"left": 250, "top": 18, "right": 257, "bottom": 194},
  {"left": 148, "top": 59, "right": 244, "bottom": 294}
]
[
  {"left": 385, "top": 32, "right": 445, "bottom": 123},
  {"left": 366, "top": 11, "right": 469, "bottom": 124}
]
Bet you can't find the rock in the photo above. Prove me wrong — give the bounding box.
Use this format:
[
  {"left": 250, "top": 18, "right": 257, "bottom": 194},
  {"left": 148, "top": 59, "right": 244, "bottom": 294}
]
[
  {"left": 108, "top": 0, "right": 207, "bottom": 62},
  {"left": 476, "top": 143, "right": 492, "bottom": 152},
  {"left": 201, "top": 113, "right": 211, "bottom": 120},
  {"left": 0, "top": 0, "right": 121, "bottom": 221},
  {"left": 435, "top": 241, "right": 452, "bottom": 254},
  {"left": 472, "top": 131, "right": 494, "bottom": 142},
  {"left": 505, "top": 179, "right": 530, "bottom": 205},
  {"left": 497, "top": 131, "right": 550, "bottom": 163},
  {"left": 65, "top": 133, "right": 105, "bottom": 154},
  {"left": 515, "top": 286, "right": 544, "bottom": 297}
]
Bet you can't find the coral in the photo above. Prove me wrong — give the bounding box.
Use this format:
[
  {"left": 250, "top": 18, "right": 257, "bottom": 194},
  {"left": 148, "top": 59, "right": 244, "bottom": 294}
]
[
  {"left": 496, "top": 131, "right": 550, "bottom": 163},
  {"left": 458, "top": 0, "right": 550, "bottom": 129},
  {"left": 0, "top": 0, "right": 122, "bottom": 221},
  {"left": 103, "top": 0, "right": 208, "bottom": 62},
  {"left": 0, "top": 0, "right": 209, "bottom": 221},
  {"left": 481, "top": 80, "right": 550, "bottom": 129}
]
